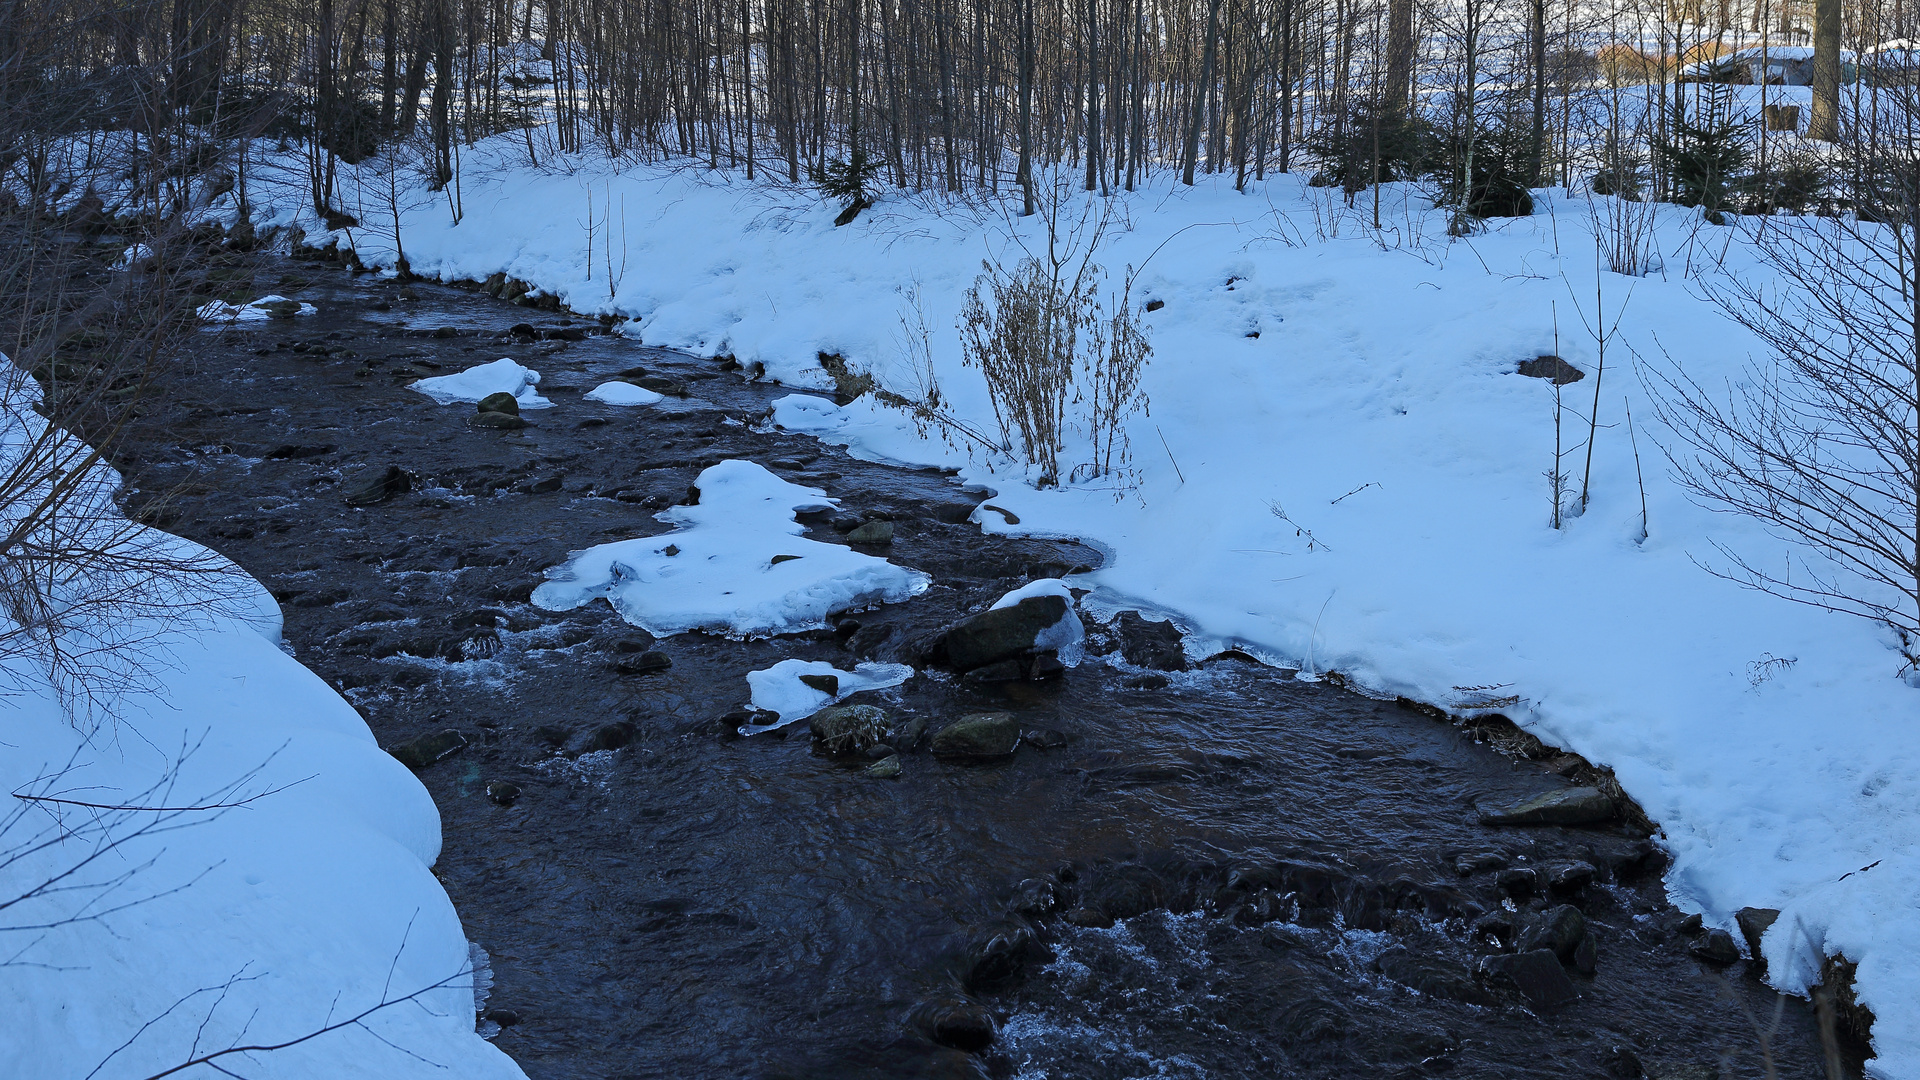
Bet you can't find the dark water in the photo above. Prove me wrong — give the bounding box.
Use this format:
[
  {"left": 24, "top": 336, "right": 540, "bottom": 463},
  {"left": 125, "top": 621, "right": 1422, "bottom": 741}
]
[{"left": 111, "top": 258, "right": 1858, "bottom": 1080}]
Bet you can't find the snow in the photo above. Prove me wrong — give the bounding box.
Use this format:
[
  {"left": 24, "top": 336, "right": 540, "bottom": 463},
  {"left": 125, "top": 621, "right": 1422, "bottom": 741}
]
[
  {"left": 269, "top": 138, "right": 1920, "bottom": 1077},
  {"left": 743, "top": 658, "right": 916, "bottom": 729},
  {"left": 991, "top": 578, "right": 1086, "bottom": 665},
  {"left": 530, "top": 459, "right": 930, "bottom": 636},
  {"left": 584, "top": 380, "right": 664, "bottom": 406},
  {"left": 409, "top": 357, "right": 551, "bottom": 408},
  {"left": 0, "top": 360, "right": 519, "bottom": 1078},
  {"left": 196, "top": 294, "right": 317, "bottom": 322}
]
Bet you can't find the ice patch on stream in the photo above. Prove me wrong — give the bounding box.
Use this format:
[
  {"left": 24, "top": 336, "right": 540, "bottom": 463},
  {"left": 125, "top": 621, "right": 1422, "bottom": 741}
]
[
  {"left": 744, "top": 658, "right": 916, "bottom": 727},
  {"left": 531, "top": 459, "right": 929, "bottom": 636}
]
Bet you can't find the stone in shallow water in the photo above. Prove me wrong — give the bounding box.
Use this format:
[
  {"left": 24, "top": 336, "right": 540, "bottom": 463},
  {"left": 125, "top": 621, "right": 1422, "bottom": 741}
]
[
  {"left": 1688, "top": 928, "right": 1743, "bottom": 965},
  {"left": 810, "top": 704, "right": 889, "bottom": 756},
  {"left": 615, "top": 651, "right": 672, "bottom": 675},
  {"left": 1736, "top": 906, "right": 1780, "bottom": 966},
  {"left": 1478, "top": 948, "right": 1580, "bottom": 1009},
  {"left": 844, "top": 520, "right": 893, "bottom": 545},
  {"left": 944, "top": 595, "right": 1070, "bottom": 672},
  {"left": 910, "top": 998, "right": 996, "bottom": 1052},
  {"left": 471, "top": 410, "right": 526, "bottom": 429},
  {"left": 1114, "top": 610, "right": 1189, "bottom": 671},
  {"left": 388, "top": 729, "right": 467, "bottom": 769},
  {"left": 863, "top": 755, "right": 901, "bottom": 779},
  {"left": 1478, "top": 786, "right": 1616, "bottom": 826},
  {"left": 476, "top": 391, "right": 520, "bottom": 415},
  {"left": 930, "top": 712, "right": 1020, "bottom": 759},
  {"left": 342, "top": 464, "right": 411, "bottom": 507},
  {"left": 485, "top": 780, "right": 521, "bottom": 806},
  {"left": 1519, "top": 904, "right": 1588, "bottom": 962}
]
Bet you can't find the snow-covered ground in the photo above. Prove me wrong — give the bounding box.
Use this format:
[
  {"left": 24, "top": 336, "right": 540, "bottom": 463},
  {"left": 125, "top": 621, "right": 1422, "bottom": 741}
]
[
  {"left": 0, "top": 369, "right": 520, "bottom": 1077},
  {"left": 252, "top": 135, "right": 1918, "bottom": 1075}
]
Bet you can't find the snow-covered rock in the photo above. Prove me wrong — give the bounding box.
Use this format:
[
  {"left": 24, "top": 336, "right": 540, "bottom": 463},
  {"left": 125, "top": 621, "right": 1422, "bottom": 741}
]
[
  {"left": 410, "top": 357, "right": 550, "bottom": 408},
  {"left": 531, "top": 459, "right": 929, "bottom": 636}
]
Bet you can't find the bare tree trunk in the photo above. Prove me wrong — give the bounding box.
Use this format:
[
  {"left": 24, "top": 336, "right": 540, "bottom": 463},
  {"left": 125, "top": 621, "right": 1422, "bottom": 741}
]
[
  {"left": 1809, "top": 0, "right": 1841, "bottom": 140},
  {"left": 1529, "top": 0, "right": 1547, "bottom": 184},
  {"left": 1383, "top": 0, "right": 1414, "bottom": 115},
  {"left": 1183, "top": 0, "right": 1223, "bottom": 185},
  {"left": 1018, "top": 0, "right": 1035, "bottom": 214}
]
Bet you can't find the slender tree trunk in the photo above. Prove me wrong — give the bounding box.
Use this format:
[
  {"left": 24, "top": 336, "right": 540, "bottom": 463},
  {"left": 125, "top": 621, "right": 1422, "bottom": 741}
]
[
  {"left": 1183, "top": 0, "right": 1223, "bottom": 185},
  {"left": 1018, "top": 0, "right": 1034, "bottom": 213},
  {"left": 1809, "top": 0, "right": 1841, "bottom": 140},
  {"left": 1529, "top": 0, "right": 1547, "bottom": 184},
  {"left": 1383, "top": 0, "right": 1414, "bottom": 115}
]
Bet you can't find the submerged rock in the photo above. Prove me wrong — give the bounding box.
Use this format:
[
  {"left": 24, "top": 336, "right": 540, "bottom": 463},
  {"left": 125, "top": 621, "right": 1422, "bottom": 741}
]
[
  {"left": 388, "top": 729, "right": 468, "bottom": 769},
  {"left": 1519, "top": 904, "right": 1588, "bottom": 962},
  {"left": 930, "top": 712, "right": 1020, "bottom": 759},
  {"left": 1478, "top": 786, "right": 1616, "bottom": 826},
  {"left": 471, "top": 410, "right": 527, "bottom": 429},
  {"left": 910, "top": 998, "right": 996, "bottom": 1052},
  {"left": 342, "top": 464, "right": 411, "bottom": 507},
  {"left": 864, "top": 755, "right": 902, "bottom": 779},
  {"left": 844, "top": 520, "right": 894, "bottom": 545},
  {"left": 614, "top": 650, "right": 672, "bottom": 675},
  {"left": 1479, "top": 949, "right": 1580, "bottom": 1009},
  {"left": 485, "top": 780, "right": 522, "bottom": 806}
]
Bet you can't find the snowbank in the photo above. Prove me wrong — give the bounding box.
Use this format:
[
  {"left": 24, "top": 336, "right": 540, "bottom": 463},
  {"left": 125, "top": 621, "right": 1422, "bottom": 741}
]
[
  {"left": 744, "top": 658, "right": 916, "bottom": 728},
  {"left": 277, "top": 141, "right": 1920, "bottom": 1076},
  {"left": 0, "top": 362, "right": 519, "bottom": 1078},
  {"left": 410, "top": 357, "right": 551, "bottom": 408},
  {"left": 531, "top": 459, "right": 930, "bottom": 636}
]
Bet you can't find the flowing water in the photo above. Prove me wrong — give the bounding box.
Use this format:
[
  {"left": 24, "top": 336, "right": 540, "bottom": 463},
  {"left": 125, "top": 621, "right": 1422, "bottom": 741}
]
[{"left": 108, "top": 256, "right": 1860, "bottom": 1080}]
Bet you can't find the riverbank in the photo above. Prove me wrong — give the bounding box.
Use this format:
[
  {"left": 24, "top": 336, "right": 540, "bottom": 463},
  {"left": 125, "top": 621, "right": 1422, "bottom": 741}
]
[
  {"left": 218, "top": 137, "right": 1920, "bottom": 1075},
  {"left": 87, "top": 253, "right": 1855, "bottom": 1078}
]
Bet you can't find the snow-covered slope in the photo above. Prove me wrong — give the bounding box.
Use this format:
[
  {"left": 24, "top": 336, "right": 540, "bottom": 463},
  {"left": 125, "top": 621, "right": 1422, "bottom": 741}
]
[
  {"left": 0, "top": 367, "right": 520, "bottom": 1078},
  {"left": 279, "top": 141, "right": 1919, "bottom": 1077}
]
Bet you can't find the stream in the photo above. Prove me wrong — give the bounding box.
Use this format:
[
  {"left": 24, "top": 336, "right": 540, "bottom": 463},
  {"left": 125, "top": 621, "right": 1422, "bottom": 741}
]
[{"left": 108, "top": 253, "right": 1860, "bottom": 1080}]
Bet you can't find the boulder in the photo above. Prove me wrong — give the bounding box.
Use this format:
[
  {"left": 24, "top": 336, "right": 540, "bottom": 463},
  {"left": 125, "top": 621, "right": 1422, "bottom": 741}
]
[
  {"left": 1114, "top": 611, "right": 1188, "bottom": 670},
  {"left": 1478, "top": 786, "right": 1616, "bottom": 826},
  {"left": 471, "top": 410, "right": 527, "bottom": 430},
  {"left": 911, "top": 999, "right": 996, "bottom": 1052},
  {"left": 844, "top": 520, "right": 894, "bottom": 545},
  {"left": 388, "top": 729, "right": 467, "bottom": 769},
  {"left": 945, "top": 594, "right": 1070, "bottom": 673},
  {"left": 809, "top": 704, "right": 889, "bottom": 756},
  {"left": 1736, "top": 907, "right": 1781, "bottom": 969},
  {"left": 1519, "top": 904, "right": 1587, "bottom": 962},
  {"left": 1688, "top": 928, "right": 1743, "bottom": 965},
  {"left": 864, "top": 755, "right": 902, "bottom": 779},
  {"left": 1518, "top": 355, "right": 1586, "bottom": 385},
  {"left": 342, "top": 464, "right": 411, "bottom": 507},
  {"left": 476, "top": 391, "right": 520, "bottom": 415},
  {"left": 1479, "top": 949, "right": 1580, "bottom": 1009},
  {"left": 614, "top": 651, "right": 672, "bottom": 675},
  {"left": 931, "top": 712, "right": 1020, "bottom": 759}
]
